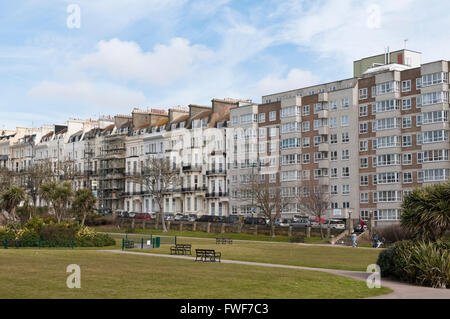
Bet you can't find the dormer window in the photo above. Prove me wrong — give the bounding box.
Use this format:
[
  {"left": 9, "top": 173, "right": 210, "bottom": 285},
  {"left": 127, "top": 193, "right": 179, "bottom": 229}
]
[{"left": 180, "top": 122, "right": 185, "bottom": 129}]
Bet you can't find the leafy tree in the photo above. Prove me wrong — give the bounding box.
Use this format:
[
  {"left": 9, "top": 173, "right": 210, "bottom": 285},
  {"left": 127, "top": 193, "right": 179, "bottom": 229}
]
[
  {"left": 402, "top": 182, "right": 450, "bottom": 241},
  {"left": 0, "top": 186, "right": 26, "bottom": 223},
  {"left": 39, "top": 182, "right": 73, "bottom": 223},
  {"left": 72, "top": 188, "right": 97, "bottom": 226}
]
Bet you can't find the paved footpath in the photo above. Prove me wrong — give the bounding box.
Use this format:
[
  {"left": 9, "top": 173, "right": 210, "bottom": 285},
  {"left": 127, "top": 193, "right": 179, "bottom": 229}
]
[{"left": 97, "top": 249, "right": 450, "bottom": 299}]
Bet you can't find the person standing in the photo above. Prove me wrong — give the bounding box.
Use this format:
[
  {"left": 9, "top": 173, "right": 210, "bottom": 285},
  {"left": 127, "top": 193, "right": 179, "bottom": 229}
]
[{"left": 351, "top": 232, "right": 357, "bottom": 248}]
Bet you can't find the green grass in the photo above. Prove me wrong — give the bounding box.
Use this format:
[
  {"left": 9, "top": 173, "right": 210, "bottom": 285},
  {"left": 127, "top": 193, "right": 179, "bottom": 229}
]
[
  {"left": 127, "top": 237, "right": 382, "bottom": 271},
  {"left": 0, "top": 250, "right": 391, "bottom": 299}
]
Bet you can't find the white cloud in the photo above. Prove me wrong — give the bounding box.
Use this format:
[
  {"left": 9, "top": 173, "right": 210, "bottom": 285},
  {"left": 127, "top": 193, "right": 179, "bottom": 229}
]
[
  {"left": 254, "top": 69, "right": 319, "bottom": 97},
  {"left": 75, "top": 38, "right": 214, "bottom": 85},
  {"left": 29, "top": 81, "right": 148, "bottom": 111}
]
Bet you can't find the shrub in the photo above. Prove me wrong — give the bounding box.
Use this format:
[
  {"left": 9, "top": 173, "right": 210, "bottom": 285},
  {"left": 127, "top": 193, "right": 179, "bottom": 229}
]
[
  {"left": 75, "top": 233, "right": 115, "bottom": 247},
  {"left": 0, "top": 225, "right": 16, "bottom": 240},
  {"left": 40, "top": 223, "right": 78, "bottom": 241},
  {"left": 377, "top": 240, "right": 450, "bottom": 288},
  {"left": 374, "top": 224, "right": 415, "bottom": 244}
]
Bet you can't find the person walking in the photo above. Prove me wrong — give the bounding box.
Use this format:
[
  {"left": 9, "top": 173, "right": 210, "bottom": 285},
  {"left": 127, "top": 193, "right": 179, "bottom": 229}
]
[
  {"left": 373, "top": 233, "right": 379, "bottom": 248},
  {"left": 351, "top": 232, "right": 357, "bottom": 248}
]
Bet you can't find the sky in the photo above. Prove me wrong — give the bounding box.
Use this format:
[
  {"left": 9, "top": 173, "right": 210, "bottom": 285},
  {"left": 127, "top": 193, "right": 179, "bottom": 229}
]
[{"left": 1, "top": 0, "right": 450, "bottom": 129}]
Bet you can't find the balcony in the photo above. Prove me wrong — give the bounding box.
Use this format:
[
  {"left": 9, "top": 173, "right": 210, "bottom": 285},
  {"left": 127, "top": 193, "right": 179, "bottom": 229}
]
[
  {"left": 318, "top": 126, "right": 329, "bottom": 135},
  {"left": 318, "top": 92, "right": 328, "bottom": 102},
  {"left": 318, "top": 110, "right": 328, "bottom": 119},
  {"left": 206, "top": 191, "right": 228, "bottom": 198},
  {"left": 318, "top": 176, "right": 329, "bottom": 186},
  {"left": 182, "top": 165, "right": 202, "bottom": 172},
  {"left": 318, "top": 143, "right": 329, "bottom": 152},
  {"left": 318, "top": 160, "right": 329, "bottom": 169},
  {"left": 206, "top": 169, "right": 226, "bottom": 176}
]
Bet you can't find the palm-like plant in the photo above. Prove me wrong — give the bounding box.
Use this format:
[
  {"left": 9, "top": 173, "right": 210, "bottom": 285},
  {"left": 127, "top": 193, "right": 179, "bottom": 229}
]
[
  {"left": 0, "top": 186, "right": 26, "bottom": 222},
  {"left": 401, "top": 182, "right": 450, "bottom": 241},
  {"left": 39, "top": 182, "right": 73, "bottom": 223},
  {"left": 72, "top": 189, "right": 97, "bottom": 226}
]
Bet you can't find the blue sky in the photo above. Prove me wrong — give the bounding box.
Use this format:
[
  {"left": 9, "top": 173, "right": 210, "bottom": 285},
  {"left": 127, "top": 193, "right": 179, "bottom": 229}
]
[{"left": 1, "top": 0, "right": 450, "bottom": 129}]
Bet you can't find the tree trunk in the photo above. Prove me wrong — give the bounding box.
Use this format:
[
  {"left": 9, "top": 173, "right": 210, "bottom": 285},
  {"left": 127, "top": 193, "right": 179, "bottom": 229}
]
[
  {"left": 319, "top": 222, "right": 324, "bottom": 239},
  {"left": 159, "top": 199, "right": 167, "bottom": 232},
  {"left": 81, "top": 213, "right": 87, "bottom": 227},
  {"left": 270, "top": 220, "right": 276, "bottom": 238}
]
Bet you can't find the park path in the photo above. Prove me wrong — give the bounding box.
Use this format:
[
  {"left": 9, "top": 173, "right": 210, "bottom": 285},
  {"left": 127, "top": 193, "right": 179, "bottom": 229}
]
[{"left": 97, "top": 249, "right": 450, "bottom": 299}]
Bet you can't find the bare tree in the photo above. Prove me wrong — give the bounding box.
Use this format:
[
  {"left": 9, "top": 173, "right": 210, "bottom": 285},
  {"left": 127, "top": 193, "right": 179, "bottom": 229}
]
[
  {"left": 132, "top": 157, "right": 180, "bottom": 233},
  {"left": 24, "top": 159, "right": 54, "bottom": 208},
  {"left": 296, "top": 180, "right": 331, "bottom": 239},
  {"left": 239, "top": 173, "right": 290, "bottom": 238},
  {"left": 0, "top": 168, "right": 15, "bottom": 192}
]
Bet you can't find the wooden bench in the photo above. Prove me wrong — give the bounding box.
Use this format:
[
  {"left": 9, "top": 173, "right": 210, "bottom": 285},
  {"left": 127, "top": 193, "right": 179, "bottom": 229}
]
[
  {"left": 170, "top": 244, "right": 192, "bottom": 255},
  {"left": 216, "top": 237, "right": 233, "bottom": 244},
  {"left": 195, "top": 249, "right": 221, "bottom": 262}
]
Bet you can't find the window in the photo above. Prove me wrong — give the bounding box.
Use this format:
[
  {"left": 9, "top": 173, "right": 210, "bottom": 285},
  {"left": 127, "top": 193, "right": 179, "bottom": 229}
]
[
  {"left": 376, "top": 136, "right": 400, "bottom": 148},
  {"left": 403, "top": 153, "right": 412, "bottom": 165},
  {"left": 341, "top": 98, "right": 349, "bottom": 109},
  {"left": 360, "top": 192, "right": 369, "bottom": 203},
  {"left": 418, "top": 169, "right": 450, "bottom": 182},
  {"left": 416, "top": 78, "right": 422, "bottom": 89},
  {"left": 373, "top": 191, "right": 402, "bottom": 203},
  {"left": 302, "top": 153, "right": 310, "bottom": 164},
  {"left": 330, "top": 101, "right": 337, "bottom": 110},
  {"left": 360, "top": 140, "right": 368, "bottom": 152},
  {"left": 269, "top": 127, "right": 277, "bottom": 137},
  {"left": 331, "top": 185, "right": 338, "bottom": 195},
  {"left": 376, "top": 81, "right": 399, "bottom": 95},
  {"left": 419, "top": 91, "right": 449, "bottom": 106},
  {"left": 359, "top": 122, "right": 368, "bottom": 134},
  {"left": 359, "top": 105, "right": 368, "bottom": 117},
  {"left": 281, "top": 106, "right": 301, "bottom": 118},
  {"left": 330, "top": 117, "right": 337, "bottom": 128},
  {"left": 269, "top": 111, "right": 276, "bottom": 121},
  {"left": 376, "top": 172, "right": 400, "bottom": 184},
  {"left": 330, "top": 134, "right": 338, "bottom": 144},
  {"left": 360, "top": 157, "right": 368, "bottom": 168},
  {"left": 342, "top": 167, "right": 350, "bottom": 177},
  {"left": 402, "top": 98, "right": 411, "bottom": 110},
  {"left": 280, "top": 122, "right": 300, "bottom": 133},
  {"left": 341, "top": 132, "right": 349, "bottom": 143},
  {"left": 402, "top": 135, "right": 412, "bottom": 147},
  {"left": 359, "top": 88, "right": 368, "bottom": 100},
  {"left": 342, "top": 184, "right": 350, "bottom": 195},
  {"left": 259, "top": 127, "right": 266, "bottom": 138},
  {"left": 302, "top": 121, "right": 310, "bottom": 132},
  {"left": 303, "top": 105, "right": 310, "bottom": 116},
  {"left": 302, "top": 137, "right": 310, "bottom": 148},
  {"left": 343, "top": 202, "right": 350, "bottom": 209},
  {"left": 360, "top": 175, "right": 369, "bottom": 186},
  {"left": 376, "top": 154, "right": 401, "bottom": 166},
  {"left": 341, "top": 115, "right": 349, "bottom": 127},
  {"left": 402, "top": 116, "right": 411, "bottom": 129},
  {"left": 402, "top": 80, "right": 411, "bottom": 92},
  {"left": 259, "top": 113, "right": 265, "bottom": 123},
  {"left": 418, "top": 149, "right": 449, "bottom": 163},
  {"left": 376, "top": 99, "right": 400, "bottom": 113},
  {"left": 421, "top": 72, "right": 449, "bottom": 87},
  {"left": 403, "top": 172, "right": 412, "bottom": 184},
  {"left": 342, "top": 149, "right": 350, "bottom": 160},
  {"left": 417, "top": 130, "right": 449, "bottom": 144},
  {"left": 330, "top": 151, "right": 338, "bottom": 161},
  {"left": 331, "top": 168, "right": 338, "bottom": 178}
]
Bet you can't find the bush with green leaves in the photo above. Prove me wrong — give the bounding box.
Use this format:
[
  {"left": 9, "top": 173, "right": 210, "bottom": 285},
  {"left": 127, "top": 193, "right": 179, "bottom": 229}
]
[{"left": 377, "top": 240, "right": 450, "bottom": 288}]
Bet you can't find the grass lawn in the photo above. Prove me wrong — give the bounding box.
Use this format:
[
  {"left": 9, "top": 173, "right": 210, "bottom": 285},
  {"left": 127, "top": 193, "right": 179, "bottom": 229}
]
[
  {"left": 125, "top": 236, "right": 382, "bottom": 271},
  {"left": 0, "top": 250, "right": 391, "bottom": 299}
]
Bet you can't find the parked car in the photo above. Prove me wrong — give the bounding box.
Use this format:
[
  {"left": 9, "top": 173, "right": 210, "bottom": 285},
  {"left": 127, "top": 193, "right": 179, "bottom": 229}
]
[
  {"left": 223, "top": 215, "right": 239, "bottom": 224},
  {"left": 292, "top": 215, "right": 309, "bottom": 223},
  {"left": 174, "top": 213, "right": 184, "bottom": 221},
  {"left": 97, "top": 208, "right": 112, "bottom": 215},
  {"left": 114, "top": 210, "right": 127, "bottom": 218},
  {"left": 324, "top": 219, "right": 346, "bottom": 230},
  {"left": 150, "top": 212, "right": 156, "bottom": 219},
  {"left": 198, "top": 215, "right": 223, "bottom": 223},
  {"left": 164, "top": 213, "right": 175, "bottom": 221},
  {"left": 311, "top": 217, "right": 327, "bottom": 228},
  {"left": 244, "top": 217, "right": 267, "bottom": 225},
  {"left": 274, "top": 218, "right": 290, "bottom": 227},
  {"left": 134, "top": 212, "right": 152, "bottom": 220},
  {"left": 290, "top": 217, "right": 311, "bottom": 228},
  {"left": 187, "top": 214, "right": 197, "bottom": 222},
  {"left": 127, "top": 211, "right": 137, "bottom": 218}
]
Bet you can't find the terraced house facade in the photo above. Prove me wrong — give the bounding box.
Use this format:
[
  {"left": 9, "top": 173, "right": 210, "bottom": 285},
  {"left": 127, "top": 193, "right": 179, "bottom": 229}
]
[{"left": 1, "top": 50, "right": 449, "bottom": 225}]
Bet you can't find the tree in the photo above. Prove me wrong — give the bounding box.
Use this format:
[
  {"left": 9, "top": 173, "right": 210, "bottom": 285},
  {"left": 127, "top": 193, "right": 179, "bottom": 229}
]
[
  {"left": 0, "top": 168, "right": 15, "bottom": 193},
  {"left": 296, "top": 181, "right": 331, "bottom": 239},
  {"left": 401, "top": 182, "right": 450, "bottom": 241},
  {"left": 0, "top": 186, "right": 26, "bottom": 223},
  {"left": 39, "top": 182, "right": 73, "bottom": 223},
  {"left": 72, "top": 188, "right": 97, "bottom": 226},
  {"left": 25, "top": 159, "right": 54, "bottom": 208},
  {"left": 239, "top": 173, "right": 290, "bottom": 238},
  {"left": 132, "top": 157, "right": 180, "bottom": 233}
]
